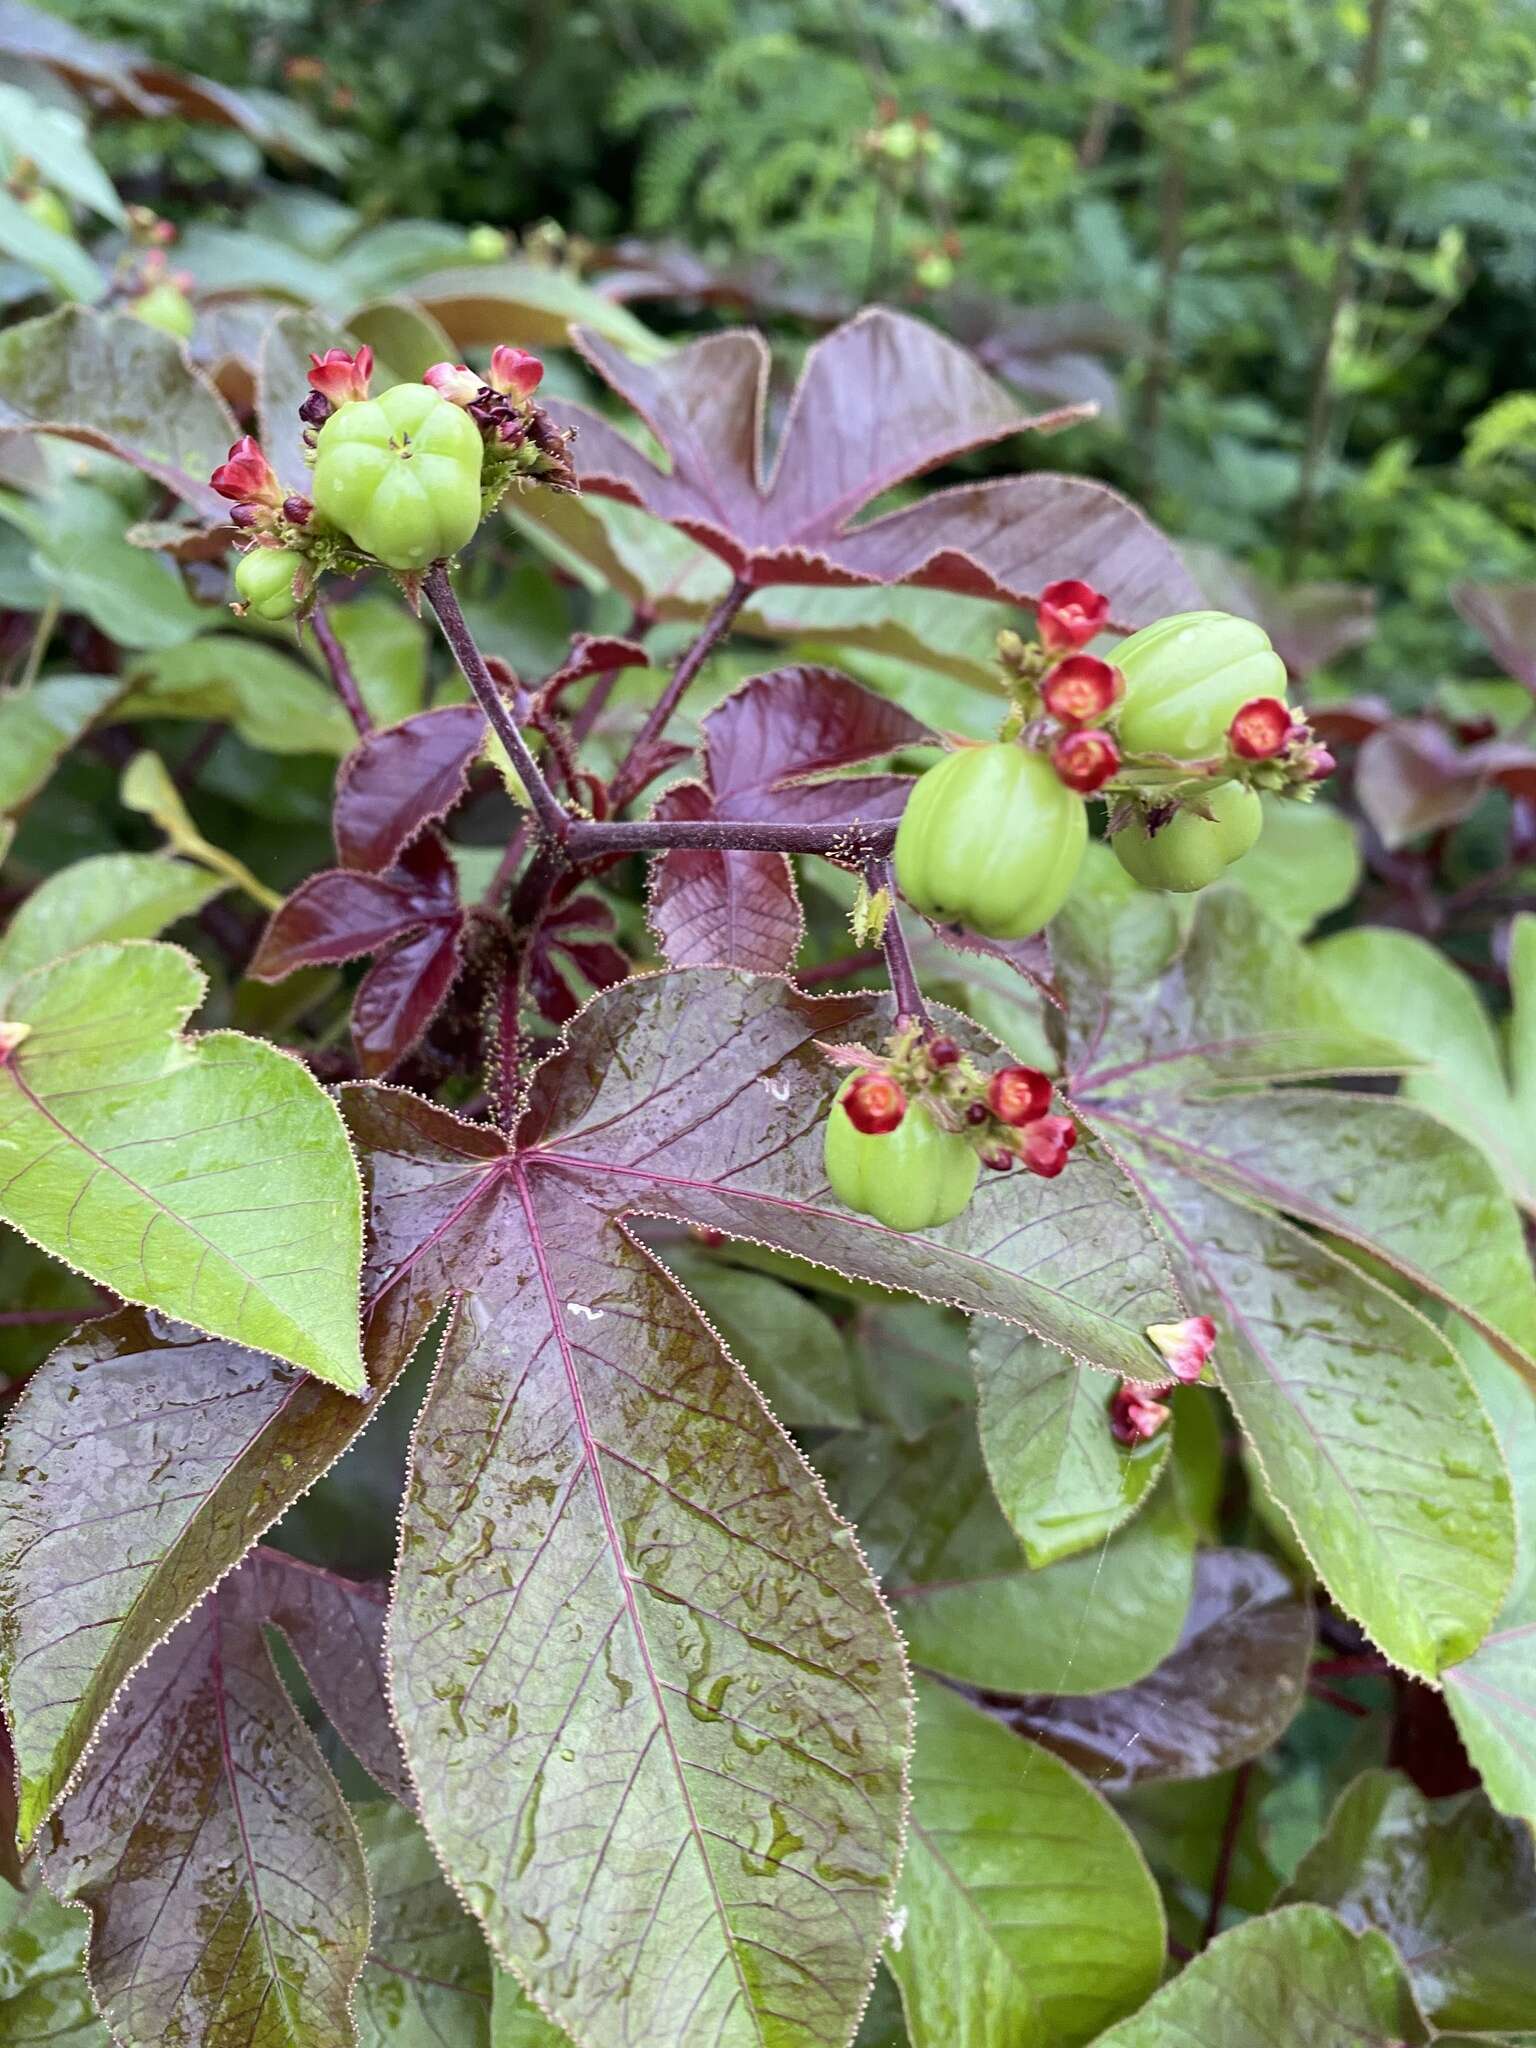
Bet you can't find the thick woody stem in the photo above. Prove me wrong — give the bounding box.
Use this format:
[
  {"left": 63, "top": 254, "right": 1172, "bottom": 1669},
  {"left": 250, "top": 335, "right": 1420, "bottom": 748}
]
[
  {"left": 424, "top": 564, "right": 573, "bottom": 848},
  {"left": 609, "top": 577, "right": 752, "bottom": 806},
  {"left": 310, "top": 604, "right": 373, "bottom": 736},
  {"left": 566, "top": 817, "right": 899, "bottom": 861},
  {"left": 868, "top": 857, "right": 930, "bottom": 1028}
]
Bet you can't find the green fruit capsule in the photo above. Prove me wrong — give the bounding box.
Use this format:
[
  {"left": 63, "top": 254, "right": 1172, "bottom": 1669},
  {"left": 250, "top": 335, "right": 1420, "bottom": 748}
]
[
  {"left": 130, "top": 281, "right": 196, "bottom": 341},
  {"left": 894, "top": 743, "right": 1088, "bottom": 941},
  {"left": 1114, "top": 611, "right": 1287, "bottom": 760},
  {"left": 1112, "top": 781, "right": 1264, "bottom": 893},
  {"left": 311, "top": 382, "right": 484, "bottom": 571},
  {"left": 824, "top": 1091, "right": 979, "bottom": 1232},
  {"left": 22, "top": 188, "right": 72, "bottom": 237},
  {"left": 235, "top": 548, "right": 304, "bottom": 621}
]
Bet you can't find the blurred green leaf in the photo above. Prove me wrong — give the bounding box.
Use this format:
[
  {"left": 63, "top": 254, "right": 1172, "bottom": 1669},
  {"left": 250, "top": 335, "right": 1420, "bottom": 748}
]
[{"left": 0, "top": 852, "right": 221, "bottom": 1004}]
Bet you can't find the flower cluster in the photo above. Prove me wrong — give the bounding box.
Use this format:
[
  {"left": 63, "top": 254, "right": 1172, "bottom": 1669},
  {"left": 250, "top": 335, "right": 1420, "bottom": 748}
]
[
  {"left": 1108, "top": 1318, "right": 1217, "bottom": 1444},
  {"left": 423, "top": 345, "right": 577, "bottom": 494},
  {"left": 827, "top": 1028, "right": 1078, "bottom": 1182}
]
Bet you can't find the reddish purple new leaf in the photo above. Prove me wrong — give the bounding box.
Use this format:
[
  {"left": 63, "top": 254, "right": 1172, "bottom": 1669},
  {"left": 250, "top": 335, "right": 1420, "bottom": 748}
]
[
  {"left": 248, "top": 1546, "right": 412, "bottom": 1808},
  {"left": 650, "top": 780, "right": 806, "bottom": 970},
  {"left": 550, "top": 308, "right": 1201, "bottom": 619},
  {"left": 538, "top": 631, "right": 652, "bottom": 711},
  {"left": 43, "top": 1565, "right": 371, "bottom": 2048},
  {"left": 1354, "top": 720, "right": 1536, "bottom": 849},
  {"left": 524, "top": 886, "right": 630, "bottom": 1025},
  {"left": 333, "top": 703, "right": 487, "bottom": 872},
  {"left": 651, "top": 665, "right": 929, "bottom": 971},
  {"left": 252, "top": 833, "right": 466, "bottom": 1075},
  {"left": 1454, "top": 581, "right": 1536, "bottom": 693}
]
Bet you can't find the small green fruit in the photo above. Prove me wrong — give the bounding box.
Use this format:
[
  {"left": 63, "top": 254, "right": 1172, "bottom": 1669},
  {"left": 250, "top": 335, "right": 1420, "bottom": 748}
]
[
  {"left": 1112, "top": 781, "right": 1264, "bottom": 893},
  {"left": 130, "top": 281, "right": 196, "bottom": 340},
  {"left": 895, "top": 743, "right": 1088, "bottom": 941},
  {"left": 22, "top": 188, "right": 72, "bottom": 237},
  {"left": 311, "top": 382, "right": 484, "bottom": 571},
  {"left": 1114, "top": 611, "right": 1287, "bottom": 760},
  {"left": 235, "top": 548, "right": 304, "bottom": 621},
  {"left": 466, "top": 224, "right": 508, "bottom": 261},
  {"left": 824, "top": 1092, "right": 978, "bottom": 1232}
]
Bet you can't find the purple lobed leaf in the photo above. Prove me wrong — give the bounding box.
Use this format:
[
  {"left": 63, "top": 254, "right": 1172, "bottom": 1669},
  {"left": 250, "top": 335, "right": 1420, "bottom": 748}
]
[
  {"left": 549, "top": 310, "right": 1201, "bottom": 619},
  {"left": 333, "top": 704, "right": 488, "bottom": 874},
  {"left": 43, "top": 1564, "right": 371, "bottom": 2048},
  {"left": 650, "top": 781, "right": 805, "bottom": 972}
]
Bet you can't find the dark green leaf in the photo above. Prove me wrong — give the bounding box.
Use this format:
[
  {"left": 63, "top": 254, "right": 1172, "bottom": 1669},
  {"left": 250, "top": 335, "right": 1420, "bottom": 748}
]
[
  {"left": 0, "top": 1879, "right": 112, "bottom": 2044},
  {"left": 0, "top": 853, "right": 222, "bottom": 1005},
  {"left": 0, "top": 674, "right": 121, "bottom": 814},
  {"left": 356, "top": 1804, "right": 493, "bottom": 2047},
  {"left": 661, "top": 1246, "right": 864, "bottom": 1427}
]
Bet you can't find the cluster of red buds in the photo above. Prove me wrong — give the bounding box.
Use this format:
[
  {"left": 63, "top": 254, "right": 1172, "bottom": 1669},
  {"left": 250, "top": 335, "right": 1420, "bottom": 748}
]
[
  {"left": 423, "top": 345, "right": 577, "bottom": 494},
  {"left": 299, "top": 345, "right": 375, "bottom": 434},
  {"left": 210, "top": 435, "right": 313, "bottom": 538},
  {"left": 1107, "top": 1316, "right": 1217, "bottom": 1443},
  {"left": 1225, "top": 696, "right": 1336, "bottom": 788},
  {"left": 997, "top": 580, "right": 1125, "bottom": 796},
  {"left": 832, "top": 1029, "right": 1079, "bottom": 1180}
]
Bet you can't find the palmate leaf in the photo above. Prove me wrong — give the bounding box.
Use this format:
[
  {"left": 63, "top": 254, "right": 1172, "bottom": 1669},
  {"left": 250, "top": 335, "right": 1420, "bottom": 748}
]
[
  {"left": 889, "top": 1680, "right": 1164, "bottom": 2048},
  {"left": 43, "top": 1563, "right": 371, "bottom": 2048},
  {"left": 1284, "top": 1768, "right": 1536, "bottom": 2034},
  {"left": 367, "top": 963, "right": 1179, "bottom": 2048},
  {"left": 0, "top": 852, "right": 222, "bottom": 1006},
  {"left": 1056, "top": 886, "right": 1522, "bottom": 1678},
  {"left": 0, "top": 1878, "right": 113, "bottom": 2044},
  {"left": 0, "top": 941, "right": 364, "bottom": 1389},
  {"left": 0, "top": 673, "right": 122, "bottom": 816},
  {"left": 549, "top": 309, "right": 1203, "bottom": 616},
  {"left": 1089, "top": 1905, "right": 1428, "bottom": 2048},
  {"left": 355, "top": 1804, "right": 493, "bottom": 2047}
]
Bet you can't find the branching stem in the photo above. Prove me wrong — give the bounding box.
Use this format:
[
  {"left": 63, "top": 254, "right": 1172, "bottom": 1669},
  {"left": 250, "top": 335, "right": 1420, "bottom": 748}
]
[
  {"left": 869, "top": 858, "right": 929, "bottom": 1027},
  {"left": 311, "top": 603, "right": 373, "bottom": 736},
  {"left": 609, "top": 577, "right": 752, "bottom": 807}
]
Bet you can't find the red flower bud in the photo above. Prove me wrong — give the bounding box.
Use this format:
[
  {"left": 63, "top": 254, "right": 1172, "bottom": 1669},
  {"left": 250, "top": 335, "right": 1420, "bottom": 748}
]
[
  {"left": 282, "top": 495, "right": 312, "bottom": 526},
  {"left": 1042, "top": 653, "right": 1123, "bottom": 725},
  {"left": 210, "top": 435, "right": 282, "bottom": 508},
  {"left": 1305, "top": 741, "right": 1337, "bottom": 782},
  {"left": 986, "top": 1066, "right": 1052, "bottom": 1127},
  {"left": 423, "top": 361, "right": 483, "bottom": 407},
  {"left": 965, "top": 1101, "right": 990, "bottom": 1125},
  {"left": 1110, "top": 1381, "right": 1173, "bottom": 1445},
  {"left": 1146, "top": 1315, "right": 1216, "bottom": 1384},
  {"left": 306, "top": 346, "right": 373, "bottom": 407},
  {"left": 1037, "top": 578, "right": 1111, "bottom": 652},
  {"left": 1052, "top": 727, "right": 1120, "bottom": 794},
  {"left": 928, "top": 1035, "right": 962, "bottom": 1067},
  {"left": 842, "top": 1070, "right": 906, "bottom": 1135},
  {"left": 981, "top": 1147, "right": 1015, "bottom": 1172},
  {"left": 1019, "top": 1113, "right": 1077, "bottom": 1178},
  {"left": 488, "top": 344, "right": 544, "bottom": 402},
  {"left": 1228, "top": 696, "right": 1293, "bottom": 760}
]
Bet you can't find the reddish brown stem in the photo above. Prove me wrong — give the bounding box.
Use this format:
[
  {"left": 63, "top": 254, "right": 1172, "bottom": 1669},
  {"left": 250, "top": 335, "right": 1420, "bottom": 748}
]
[
  {"left": 869, "top": 857, "right": 929, "bottom": 1027},
  {"left": 0, "top": 1306, "right": 101, "bottom": 1327},
  {"left": 1202, "top": 1761, "right": 1252, "bottom": 1948},
  {"left": 566, "top": 817, "right": 899, "bottom": 861},
  {"left": 609, "top": 578, "right": 752, "bottom": 807},
  {"left": 311, "top": 604, "right": 373, "bottom": 736}
]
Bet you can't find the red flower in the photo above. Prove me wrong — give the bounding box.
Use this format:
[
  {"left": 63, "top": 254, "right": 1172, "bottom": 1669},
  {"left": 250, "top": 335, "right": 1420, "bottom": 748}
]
[
  {"left": 1037, "top": 578, "right": 1110, "bottom": 652},
  {"left": 307, "top": 346, "right": 374, "bottom": 407},
  {"left": 842, "top": 1071, "right": 906, "bottom": 1135},
  {"left": 1019, "top": 1113, "right": 1077, "bottom": 1178},
  {"left": 986, "top": 1066, "right": 1052, "bottom": 1127},
  {"left": 1110, "top": 1381, "right": 1173, "bottom": 1445},
  {"left": 1042, "top": 654, "right": 1123, "bottom": 727},
  {"left": 1228, "top": 696, "right": 1293, "bottom": 760},
  {"left": 1146, "top": 1315, "right": 1216, "bottom": 1384},
  {"left": 1052, "top": 728, "right": 1120, "bottom": 794},
  {"left": 488, "top": 345, "right": 544, "bottom": 402},
  {"left": 423, "top": 361, "right": 483, "bottom": 407},
  {"left": 210, "top": 435, "right": 282, "bottom": 508}
]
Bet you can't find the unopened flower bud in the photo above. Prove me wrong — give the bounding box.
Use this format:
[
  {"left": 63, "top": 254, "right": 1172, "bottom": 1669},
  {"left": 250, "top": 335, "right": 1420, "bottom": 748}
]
[
  {"left": 488, "top": 344, "right": 544, "bottom": 402},
  {"left": 299, "top": 391, "right": 334, "bottom": 428},
  {"left": 1019, "top": 1113, "right": 1077, "bottom": 1178},
  {"left": 1037, "top": 578, "right": 1111, "bottom": 652},
  {"left": 282, "top": 495, "right": 312, "bottom": 526},
  {"left": 965, "top": 1102, "right": 990, "bottom": 1126},
  {"left": 982, "top": 1146, "right": 1015, "bottom": 1172},
  {"left": 1146, "top": 1315, "right": 1216, "bottom": 1384},
  {"left": 986, "top": 1066, "right": 1052, "bottom": 1127},
  {"left": 210, "top": 434, "right": 283, "bottom": 508},
  {"left": 1052, "top": 728, "right": 1120, "bottom": 794},
  {"left": 928, "top": 1035, "right": 962, "bottom": 1067},
  {"left": 1228, "top": 696, "right": 1293, "bottom": 760},
  {"left": 842, "top": 1071, "right": 906, "bottom": 1136},
  {"left": 1110, "top": 1381, "right": 1173, "bottom": 1445},
  {"left": 423, "top": 361, "right": 484, "bottom": 407}
]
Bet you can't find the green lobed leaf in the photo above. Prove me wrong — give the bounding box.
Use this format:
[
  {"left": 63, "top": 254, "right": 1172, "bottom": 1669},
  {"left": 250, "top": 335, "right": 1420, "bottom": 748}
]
[
  {"left": 815, "top": 1409, "right": 1196, "bottom": 1694},
  {"left": 356, "top": 1803, "right": 493, "bottom": 2047},
  {"left": 0, "top": 187, "right": 104, "bottom": 302},
  {"left": 327, "top": 594, "right": 430, "bottom": 726},
  {"left": 492, "top": 1971, "right": 572, "bottom": 2046},
  {"left": 1061, "top": 888, "right": 1520, "bottom": 1676},
  {"left": 406, "top": 261, "right": 669, "bottom": 360},
  {"left": 1088, "top": 1904, "right": 1428, "bottom": 2048},
  {"left": 43, "top": 1570, "right": 371, "bottom": 2048},
  {"left": 1004, "top": 1548, "right": 1312, "bottom": 1787},
  {"left": 3, "top": 477, "right": 208, "bottom": 649},
  {"left": 0, "top": 1879, "right": 112, "bottom": 2044},
  {"left": 120, "top": 636, "right": 357, "bottom": 755},
  {"left": 0, "top": 853, "right": 223, "bottom": 1005},
  {"left": 972, "top": 1321, "right": 1167, "bottom": 1567},
  {"left": 0, "top": 306, "right": 236, "bottom": 512},
  {"left": 0, "top": 941, "right": 364, "bottom": 1389},
  {"left": 1223, "top": 796, "right": 1362, "bottom": 935},
  {"left": 0, "top": 83, "right": 124, "bottom": 223},
  {"left": 1315, "top": 924, "right": 1536, "bottom": 1213},
  {"left": 1284, "top": 1768, "right": 1536, "bottom": 2033},
  {"left": 889, "top": 1679, "right": 1164, "bottom": 2048},
  {"left": 0, "top": 673, "right": 121, "bottom": 813}
]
